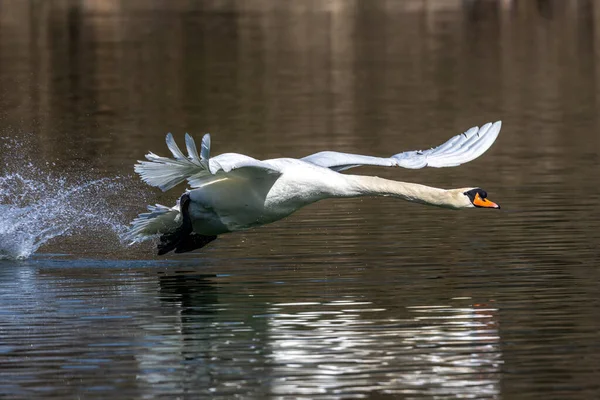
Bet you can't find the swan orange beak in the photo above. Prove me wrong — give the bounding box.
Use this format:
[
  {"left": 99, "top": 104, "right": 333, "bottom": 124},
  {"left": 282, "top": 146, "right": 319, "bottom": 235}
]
[{"left": 473, "top": 193, "right": 500, "bottom": 209}]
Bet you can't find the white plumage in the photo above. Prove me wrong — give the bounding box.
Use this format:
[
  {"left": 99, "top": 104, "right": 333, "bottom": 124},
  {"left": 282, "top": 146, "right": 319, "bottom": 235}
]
[
  {"left": 302, "top": 121, "right": 501, "bottom": 170},
  {"left": 128, "top": 121, "right": 502, "bottom": 254}
]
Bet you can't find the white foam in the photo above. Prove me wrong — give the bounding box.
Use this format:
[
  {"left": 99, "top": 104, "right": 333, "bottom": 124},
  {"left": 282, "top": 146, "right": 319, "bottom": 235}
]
[{"left": 0, "top": 139, "right": 129, "bottom": 260}]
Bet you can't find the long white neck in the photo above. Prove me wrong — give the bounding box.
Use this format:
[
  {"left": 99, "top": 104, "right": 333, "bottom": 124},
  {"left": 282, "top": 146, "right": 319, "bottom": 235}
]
[{"left": 334, "top": 174, "right": 466, "bottom": 209}]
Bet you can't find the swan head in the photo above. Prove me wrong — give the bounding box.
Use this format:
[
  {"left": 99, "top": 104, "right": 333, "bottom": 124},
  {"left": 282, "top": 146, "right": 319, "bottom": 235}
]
[{"left": 456, "top": 188, "right": 500, "bottom": 209}]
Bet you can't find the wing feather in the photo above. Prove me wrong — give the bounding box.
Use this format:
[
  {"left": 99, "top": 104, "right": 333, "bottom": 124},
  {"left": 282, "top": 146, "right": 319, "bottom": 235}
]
[
  {"left": 201, "top": 133, "right": 211, "bottom": 161},
  {"left": 165, "top": 133, "right": 187, "bottom": 161},
  {"left": 185, "top": 133, "right": 202, "bottom": 166},
  {"left": 301, "top": 121, "right": 502, "bottom": 171},
  {"left": 136, "top": 133, "right": 280, "bottom": 191}
]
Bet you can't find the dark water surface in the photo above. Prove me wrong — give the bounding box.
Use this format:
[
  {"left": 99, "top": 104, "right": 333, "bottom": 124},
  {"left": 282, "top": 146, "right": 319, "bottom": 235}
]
[{"left": 1, "top": 1, "right": 600, "bottom": 398}]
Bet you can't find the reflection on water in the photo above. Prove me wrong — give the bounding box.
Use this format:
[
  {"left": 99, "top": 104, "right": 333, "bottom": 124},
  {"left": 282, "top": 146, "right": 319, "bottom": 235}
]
[
  {"left": 2, "top": 247, "right": 599, "bottom": 399},
  {"left": 266, "top": 301, "right": 500, "bottom": 397},
  {"left": 1, "top": 0, "right": 600, "bottom": 399},
  {"left": 1, "top": 262, "right": 504, "bottom": 399}
]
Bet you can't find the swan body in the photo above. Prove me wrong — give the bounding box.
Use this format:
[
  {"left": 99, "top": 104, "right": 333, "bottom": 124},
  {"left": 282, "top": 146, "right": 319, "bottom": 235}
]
[{"left": 128, "top": 121, "right": 502, "bottom": 254}]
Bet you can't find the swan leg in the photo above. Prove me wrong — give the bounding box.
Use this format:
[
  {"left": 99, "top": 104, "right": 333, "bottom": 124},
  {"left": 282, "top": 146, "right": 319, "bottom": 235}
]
[
  {"left": 156, "top": 193, "right": 218, "bottom": 255},
  {"left": 172, "top": 233, "right": 217, "bottom": 254}
]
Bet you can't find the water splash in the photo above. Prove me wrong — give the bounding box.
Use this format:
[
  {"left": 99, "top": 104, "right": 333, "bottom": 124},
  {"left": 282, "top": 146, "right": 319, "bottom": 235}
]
[{"left": 0, "top": 138, "right": 128, "bottom": 260}]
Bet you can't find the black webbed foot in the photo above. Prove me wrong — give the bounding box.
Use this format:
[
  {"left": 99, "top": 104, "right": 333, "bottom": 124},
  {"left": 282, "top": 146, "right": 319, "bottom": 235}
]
[
  {"left": 158, "top": 232, "right": 217, "bottom": 255},
  {"left": 157, "top": 230, "right": 184, "bottom": 255},
  {"left": 173, "top": 234, "right": 217, "bottom": 254},
  {"left": 156, "top": 193, "right": 218, "bottom": 256}
]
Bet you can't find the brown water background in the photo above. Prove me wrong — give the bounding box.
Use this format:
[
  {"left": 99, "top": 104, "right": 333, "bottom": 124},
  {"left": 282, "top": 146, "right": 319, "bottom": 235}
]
[{"left": 0, "top": 1, "right": 599, "bottom": 398}]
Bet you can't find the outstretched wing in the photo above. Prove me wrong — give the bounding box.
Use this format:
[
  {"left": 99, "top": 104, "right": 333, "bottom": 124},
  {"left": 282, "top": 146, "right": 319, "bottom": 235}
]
[
  {"left": 135, "top": 133, "right": 280, "bottom": 192},
  {"left": 302, "top": 121, "right": 502, "bottom": 172}
]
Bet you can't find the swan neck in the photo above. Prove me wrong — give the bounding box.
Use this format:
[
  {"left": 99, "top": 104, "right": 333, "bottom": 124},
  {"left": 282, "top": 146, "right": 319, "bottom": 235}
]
[{"left": 345, "top": 175, "right": 456, "bottom": 208}]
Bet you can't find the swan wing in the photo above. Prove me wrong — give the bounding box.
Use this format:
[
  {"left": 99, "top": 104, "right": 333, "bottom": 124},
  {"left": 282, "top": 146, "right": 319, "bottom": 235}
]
[
  {"left": 186, "top": 153, "right": 280, "bottom": 187},
  {"left": 136, "top": 133, "right": 280, "bottom": 191},
  {"left": 302, "top": 121, "right": 502, "bottom": 171},
  {"left": 125, "top": 203, "right": 181, "bottom": 242},
  {"left": 206, "top": 153, "right": 279, "bottom": 175}
]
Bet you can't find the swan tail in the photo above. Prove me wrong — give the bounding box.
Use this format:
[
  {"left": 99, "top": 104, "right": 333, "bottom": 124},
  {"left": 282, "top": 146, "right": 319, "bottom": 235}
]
[
  {"left": 125, "top": 204, "right": 182, "bottom": 243},
  {"left": 135, "top": 133, "right": 211, "bottom": 191}
]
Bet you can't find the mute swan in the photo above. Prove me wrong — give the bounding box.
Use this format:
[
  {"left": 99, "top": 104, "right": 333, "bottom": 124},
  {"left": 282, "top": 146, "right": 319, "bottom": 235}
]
[{"left": 127, "top": 121, "right": 501, "bottom": 255}]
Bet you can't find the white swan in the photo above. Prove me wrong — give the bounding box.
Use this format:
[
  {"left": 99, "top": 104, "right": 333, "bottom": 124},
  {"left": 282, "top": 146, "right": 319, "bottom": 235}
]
[{"left": 127, "top": 121, "right": 501, "bottom": 255}]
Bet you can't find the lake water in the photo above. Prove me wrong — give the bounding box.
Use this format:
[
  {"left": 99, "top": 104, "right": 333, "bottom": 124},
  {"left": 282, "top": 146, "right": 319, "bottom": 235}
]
[{"left": 1, "top": 1, "right": 600, "bottom": 398}]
